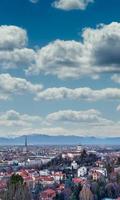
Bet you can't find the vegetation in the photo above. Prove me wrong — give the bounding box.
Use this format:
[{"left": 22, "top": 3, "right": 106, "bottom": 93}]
[{"left": 3, "top": 174, "right": 32, "bottom": 200}]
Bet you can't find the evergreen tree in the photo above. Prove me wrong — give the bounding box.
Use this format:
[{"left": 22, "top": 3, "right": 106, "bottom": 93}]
[
  {"left": 3, "top": 174, "right": 32, "bottom": 200},
  {"left": 70, "top": 193, "right": 77, "bottom": 200}
]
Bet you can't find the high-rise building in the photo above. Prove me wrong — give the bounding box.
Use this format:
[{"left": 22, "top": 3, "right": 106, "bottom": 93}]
[
  {"left": 23, "top": 135, "right": 28, "bottom": 153},
  {"left": 25, "top": 135, "right": 28, "bottom": 152},
  {"left": 23, "top": 136, "right": 28, "bottom": 167}
]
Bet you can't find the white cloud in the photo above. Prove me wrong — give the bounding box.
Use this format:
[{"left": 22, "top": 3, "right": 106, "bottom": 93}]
[
  {"left": 1, "top": 75, "right": 120, "bottom": 102},
  {"left": 0, "top": 73, "right": 43, "bottom": 100},
  {"left": 83, "top": 23, "right": 120, "bottom": 71},
  {"left": 0, "top": 109, "right": 120, "bottom": 137},
  {"left": 0, "top": 48, "right": 36, "bottom": 70},
  {"left": 1, "top": 23, "right": 120, "bottom": 80},
  {"left": 0, "top": 110, "right": 72, "bottom": 136},
  {"left": 27, "top": 22, "right": 120, "bottom": 79},
  {"left": 47, "top": 109, "right": 112, "bottom": 125},
  {"left": 0, "top": 26, "right": 27, "bottom": 50},
  {"left": 36, "top": 87, "right": 120, "bottom": 101},
  {"left": 111, "top": 74, "right": 120, "bottom": 84},
  {"left": 116, "top": 105, "right": 120, "bottom": 111},
  {"left": 52, "top": 0, "right": 94, "bottom": 11},
  {"left": 26, "top": 39, "right": 93, "bottom": 79},
  {"left": 0, "top": 25, "right": 36, "bottom": 70},
  {"left": 0, "top": 110, "right": 42, "bottom": 129}
]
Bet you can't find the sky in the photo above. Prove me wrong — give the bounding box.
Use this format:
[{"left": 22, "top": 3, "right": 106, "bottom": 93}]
[{"left": 0, "top": 0, "right": 120, "bottom": 137}]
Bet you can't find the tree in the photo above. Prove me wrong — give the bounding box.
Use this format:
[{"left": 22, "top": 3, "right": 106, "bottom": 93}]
[
  {"left": 91, "top": 181, "right": 99, "bottom": 200},
  {"left": 65, "top": 175, "right": 73, "bottom": 189},
  {"left": 56, "top": 192, "right": 64, "bottom": 200},
  {"left": 70, "top": 193, "right": 77, "bottom": 200},
  {"left": 10, "top": 174, "right": 24, "bottom": 185},
  {"left": 81, "top": 149, "right": 87, "bottom": 159},
  {"left": 116, "top": 172, "right": 120, "bottom": 184},
  {"left": 105, "top": 182, "right": 120, "bottom": 199},
  {"left": 70, "top": 183, "right": 82, "bottom": 200},
  {"left": 3, "top": 174, "right": 32, "bottom": 200},
  {"left": 97, "top": 178, "right": 106, "bottom": 200},
  {"left": 14, "top": 183, "right": 31, "bottom": 200},
  {"left": 63, "top": 188, "right": 72, "bottom": 200},
  {"left": 79, "top": 185, "right": 93, "bottom": 200},
  {"left": 105, "top": 162, "right": 113, "bottom": 177}
]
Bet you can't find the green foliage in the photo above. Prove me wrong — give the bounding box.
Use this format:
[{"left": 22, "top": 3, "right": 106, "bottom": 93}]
[
  {"left": 3, "top": 174, "right": 31, "bottom": 200},
  {"left": 10, "top": 174, "right": 24, "bottom": 185},
  {"left": 70, "top": 193, "right": 77, "bottom": 200}
]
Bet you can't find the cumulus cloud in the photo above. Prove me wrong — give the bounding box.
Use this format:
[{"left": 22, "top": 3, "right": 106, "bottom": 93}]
[
  {"left": 36, "top": 87, "right": 120, "bottom": 101},
  {"left": 84, "top": 23, "right": 120, "bottom": 70},
  {"left": 116, "top": 105, "right": 120, "bottom": 111},
  {"left": 0, "top": 110, "right": 42, "bottom": 130},
  {"left": 26, "top": 39, "right": 94, "bottom": 79},
  {"left": 27, "top": 22, "right": 120, "bottom": 79},
  {"left": 52, "top": 0, "right": 94, "bottom": 11},
  {"left": 1, "top": 73, "right": 120, "bottom": 103},
  {"left": 47, "top": 109, "right": 112, "bottom": 125},
  {"left": 0, "top": 25, "right": 36, "bottom": 70},
  {"left": 1, "top": 76, "right": 120, "bottom": 102},
  {"left": 0, "top": 109, "right": 115, "bottom": 137},
  {"left": 0, "top": 110, "right": 71, "bottom": 136},
  {"left": 0, "top": 26, "right": 27, "bottom": 50},
  {"left": 0, "top": 48, "right": 36, "bottom": 70},
  {"left": 0, "top": 108, "right": 120, "bottom": 138},
  {"left": 111, "top": 74, "right": 120, "bottom": 84},
  {"left": 0, "top": 73, "right": 43, "bottom": 100},
  {"left": 1, "top": 23, "right": 120, "bottom": 80}
]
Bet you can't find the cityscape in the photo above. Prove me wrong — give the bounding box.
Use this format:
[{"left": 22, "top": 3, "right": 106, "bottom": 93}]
[
  {"left": 0, "top": 0, "right": 120, "bottom": 199},
  {"left": 0, "top": 139, "right": 120, "bottom": 199}
]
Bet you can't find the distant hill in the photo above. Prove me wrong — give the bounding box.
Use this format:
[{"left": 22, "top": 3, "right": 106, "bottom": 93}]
[{"left": 0, "top": 134, "right": 120, "bottom": 145}]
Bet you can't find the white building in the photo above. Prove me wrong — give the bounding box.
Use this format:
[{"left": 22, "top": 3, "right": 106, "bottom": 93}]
[
  {"left": 77, "top": 145, "right": 83, "bottom": 151},
  {"left": 71, "top": 160, "right": 78, "bottom": 170},
  {"left": 89, "top": 167, "right": 107, "bottom": 177},
  {"left": 52, "top": 172, "right": 64, "bottom": 182},
  {"left": 39, "top": 169, "right": 50, "bottom": 176},
  {"left": 77, "top": 166, "right": 87, "bottom": 177},
  {"left": 27, "top": 158, "right": 42, "bottom": 166},
  {"left": 96, "top": 168, "right": 107, "bottom": 177}
]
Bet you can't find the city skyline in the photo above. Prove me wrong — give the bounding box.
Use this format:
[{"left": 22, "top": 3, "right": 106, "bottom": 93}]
[{"left": 0, "top": 0, "right": 120, "bottom": 137}]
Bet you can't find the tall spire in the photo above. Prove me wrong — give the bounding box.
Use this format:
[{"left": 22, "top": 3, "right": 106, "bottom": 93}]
[
  {"left": 25, "top": 135, "right": 28, "bottom": 153},
  {"left": 24, "top": 135, "right": 28, "bottom": 167}
]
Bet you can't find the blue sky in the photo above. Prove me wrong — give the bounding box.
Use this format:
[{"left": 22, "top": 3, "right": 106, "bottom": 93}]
[{"left": 0, "top": 0, "right": 120, "bottom": 137}]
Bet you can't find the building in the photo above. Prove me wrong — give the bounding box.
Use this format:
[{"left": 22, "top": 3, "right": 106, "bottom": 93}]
[
  {"left": 23, "top": 136, "right": 28, "bottom": 153},
  {"left": 40, "top": 189, "right": 56, "bottom": 200},
  {"left": 71, "top": 160, "right": 78, "bottom": 170},
  {"left": 77, "top": 166, "right": 87, "bottom": 177},
  {"left": 77, "top": 145, "right": 83, "bottom": 152}
]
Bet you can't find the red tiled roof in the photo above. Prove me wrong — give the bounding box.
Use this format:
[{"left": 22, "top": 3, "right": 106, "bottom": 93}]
[
  {"left": 56, "top": 184, "right": 64, "bottom": 191},
  {"left": 0, "top": 181, "right": 7, "bottom": 190},
  {"left": 40, "top": 176, "right": 54, "bottom": 182},
  {"left": 41, "top": 189, "right": 56, "bottom": 198},
  {"left": 72, "top": 178, "right": 83, "bottom": 184},
  {"left": 23, "top": 176, "right": 33, "bottom": 182}
]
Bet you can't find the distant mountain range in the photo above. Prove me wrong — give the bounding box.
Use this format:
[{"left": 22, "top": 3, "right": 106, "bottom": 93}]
[{"left": 0, "top": 134, "right": 120, "bottom": 145}]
